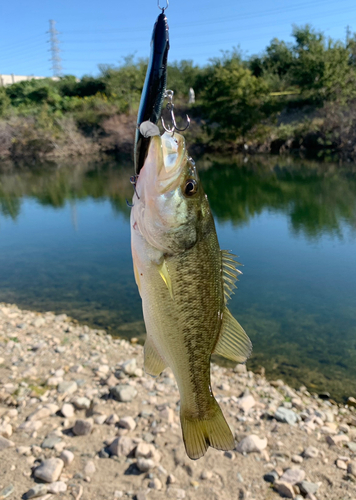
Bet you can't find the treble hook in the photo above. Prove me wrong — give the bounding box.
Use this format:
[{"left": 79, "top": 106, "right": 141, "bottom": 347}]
[
  {"left": 161, "top": 89, "right": 190, "bottom": 135},
  {"left": 157, "top": 0, "right": 169, "bottom": 11}
]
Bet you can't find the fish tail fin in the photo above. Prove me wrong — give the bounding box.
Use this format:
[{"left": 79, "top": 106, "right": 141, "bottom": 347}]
[{"left": 180, "top": 401, "right": 235, "bottom": 460}]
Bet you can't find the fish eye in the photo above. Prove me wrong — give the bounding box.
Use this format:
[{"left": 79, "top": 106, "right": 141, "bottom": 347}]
[{"left": 184, "top": 179, "right": 198, "bottom": 197}]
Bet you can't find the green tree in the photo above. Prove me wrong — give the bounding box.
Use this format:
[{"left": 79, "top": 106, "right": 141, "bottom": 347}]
[
  {"left": 291, "top": 25, "right": 356, "bottom": 102},
  {"left": 200, "top": 54, "right": 269, "bottom": 140}
]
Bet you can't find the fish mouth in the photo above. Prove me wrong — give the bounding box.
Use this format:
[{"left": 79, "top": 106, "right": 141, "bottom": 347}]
[{"left": 156, "top": 132, "right": 186, "bottom": 193}]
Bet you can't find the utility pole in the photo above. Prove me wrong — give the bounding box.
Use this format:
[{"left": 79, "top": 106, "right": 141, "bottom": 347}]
[{"left": 48, "top": 20, "right": 62, "bottom": 77}]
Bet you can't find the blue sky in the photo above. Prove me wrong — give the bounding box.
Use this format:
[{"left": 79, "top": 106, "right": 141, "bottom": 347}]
[{"left": 1, "top": 0, "right": 355, "bottom": 78}]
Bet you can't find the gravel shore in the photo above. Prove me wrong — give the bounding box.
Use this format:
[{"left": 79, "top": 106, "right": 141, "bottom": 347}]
[{"left": 1, "top": 303, "right": 356, "bottom": 500}]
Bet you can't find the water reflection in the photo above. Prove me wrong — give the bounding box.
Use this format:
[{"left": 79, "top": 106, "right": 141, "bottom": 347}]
[{"left": 1, "top": 156, "right": 356, "bottom": 241}]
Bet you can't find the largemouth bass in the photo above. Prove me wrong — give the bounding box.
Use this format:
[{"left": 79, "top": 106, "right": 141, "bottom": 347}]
[
  {"left": 131, "top": 124, "right": 252, "bottom": 459},
  {"left": 134, "top": 12, "right": 169, "bottom": 176}
]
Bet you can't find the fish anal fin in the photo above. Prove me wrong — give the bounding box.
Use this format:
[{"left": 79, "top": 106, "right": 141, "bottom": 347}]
[
  {"left": 180, "top": 401, "right": 235, "bottom": 460},
  {"left": 221, "top": 250, "right": 242, "bottom": 303},
  {"left": 158, "top": 259, "right": 174, "bottom": 300},
  {"left": 213, "top": 307, "right": 252, "bottom": 363},
  {"left": 144, "top": 336, "right": 167, "bottom": 377}
]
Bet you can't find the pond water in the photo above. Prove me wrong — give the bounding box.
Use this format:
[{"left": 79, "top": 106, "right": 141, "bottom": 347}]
[{"left": 0, "top": 155, "right": 355, "bottom": 401}]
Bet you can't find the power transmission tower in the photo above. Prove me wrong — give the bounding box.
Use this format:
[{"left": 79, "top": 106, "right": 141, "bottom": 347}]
[{"left": 48, "top": 20, "right": 62, "bottom": 77}]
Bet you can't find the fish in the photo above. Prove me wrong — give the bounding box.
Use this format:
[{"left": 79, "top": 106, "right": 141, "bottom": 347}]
[
  {"left": 130, "top": 123, "right": 252, "bottom": 460},
  {"left": 134, "top": 12, "right": 170, "bottom": 176}
]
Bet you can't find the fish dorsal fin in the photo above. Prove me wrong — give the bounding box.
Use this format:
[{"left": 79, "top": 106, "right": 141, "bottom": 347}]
[
  {"left": 158, "top": 259, "right": 174, "bottom": 300},
  {"left": 144, "top": 336, "right": 167, "bottom": 377},
  {"left": 221, "top": 250, "right": 242, "bottom": 303},
  {"left": 213, "top": 307, "right": 252, "bottom": 363}
]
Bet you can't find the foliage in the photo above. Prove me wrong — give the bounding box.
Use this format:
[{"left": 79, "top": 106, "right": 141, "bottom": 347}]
[
  {"left": 199, "top": 55, "right": 269, "bottom": 140},
  {"left": 2, "top": 24, "right": 356, "bottom": 159}
]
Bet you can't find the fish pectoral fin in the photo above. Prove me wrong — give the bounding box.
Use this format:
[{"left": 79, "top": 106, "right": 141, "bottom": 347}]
[
  {"left": 221, "top": 250, "right": 243, "bottom": 303},
  {"left": 158, "top": 259, "right": 174, "bottom": 300},
  {"left": 144, "top": 336, "right": 167, "bottom": 377},
  {"left": 213, "top": 307, "right": 252, "bottom": 363},
  {"left": 133, "top": 262, "right": 142, "bottom": 297},
  {"left": 180, "top": 400, "right": 235, "bottom": 460}
]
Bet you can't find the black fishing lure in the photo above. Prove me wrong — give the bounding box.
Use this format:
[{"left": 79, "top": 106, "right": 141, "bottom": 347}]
[{"left": 134, "top": 10, "right": 170, "bottom": 176}]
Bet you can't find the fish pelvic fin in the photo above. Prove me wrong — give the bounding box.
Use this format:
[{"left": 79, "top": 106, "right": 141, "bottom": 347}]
[
  {"left": 180, "top": 401, "right": 235, "bottom": 460},
  {"left": 144, "top": 336, "right": 167, "bottom": 377},
  {"left": 213, "top": 307, "right": 252, "bottom": 363}
]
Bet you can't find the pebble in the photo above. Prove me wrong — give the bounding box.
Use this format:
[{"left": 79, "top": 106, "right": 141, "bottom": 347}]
[
  {"left": 60, "top": 449, "right": 74, "bottom": 466},
  {"left": 263, "top": 471, "right": 279, "bottom": 483},
  {"left": 27, "top": 405, "right": 58, "bottom": 421},
  {"left": 274, "top": 407, "right": 298, "bottom": 425},
  {"left": 73, "top": 397, "right": 91, "bottom": 410},
  {"left": 61, "top": 403, "right": 75, "bottom": 418},
  {"left": 94, "top": 414, "right": 107, "bottom": 425},
  {"left": 23, "top": 484, "right": 48, "bottom": 499},
  {"left": 119, "top": 416, "right": 136, "bottom": 430},
  {"left": 110, "top": 384, "right": 138, "bottom": 402},
  {"left": 346, "top": 461, "right": 356, "bottom": 476},
  {"left": 47, "top": 481, "right": 67, "bottom": 494},
  {"left": 41, "top": 433, "right": 62, "bottom": 449},
  {"left": 273, "top": 480, "right": 295, "bottom": 498},
  {"left": 236, "top": 434, "right": 267, "bottom": 453},
  {"left": 0, "top": 484, "right": 14, "bottom": 500},
  {"left": 0, "top": 422, "right": 12, "bottom": 438},
  {"left": 148, "top": 478, "right": 162, "bottom": 489},
  {"left": 84, "top": 460, "right": 96, "bottom": 475},
  {"left": 136, "top": 458, "right": 155, "bottom": 472},
  {"left": 298, "top": 481, "right": 319, "bottom": 495},
  {"left": 326, "top": 434, "right": 350, "bottom": 446},
  {"left": 17, "top": 446, "right": 32, "bottom": 456},
  {"left": 167, "top": 474, "right": 177, "bottom": 483},
  {"left": 200, "top": 470, "right": 212, "bottom": 480},
  {"left": 73, "top": 418, "right": 93, "bottom": 436},
  {"left": 336, "top": 458, "right": 347, "bottom": 470},
  {"left": 18, "top": 420, "right": 42, "bottom": 432},
  {"left": 292, "top": 454, "right": 303, "bottom": 463},
  {"left": 121, "top": 358, "right": 137, "bottom": 376},
  {"left": 346, "top": 442, "right": 356, "bottom": 453},
  {"left": 57, "top": 381, "right": 78, "bottom": 395},
  {"left": 34, "top": 458, "right": 64, "bottom": 483},
  {"left": 109, "top": 436, "right": 135, "bottom": 457},
  {"left": 347, "top": 396, "right": 356, "bottom": 407},
  {"left": 135, "top": 442, "right": 156, "bottom": 459},
  {"left": 106, "top": 413, "right": 119, "bottom": 425},
  {"left": 238, "top": 394, "right": 256, "bottom": 413},
  {"left": 280, "top": 468, "right": 305, "bottom": 485},
  {"left": 303, "top": 446, "right": 319, "bottom": 458}
]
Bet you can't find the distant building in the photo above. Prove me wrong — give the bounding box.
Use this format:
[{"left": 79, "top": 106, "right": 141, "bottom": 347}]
[{"left": 0, "top": 74, "right": 59, "bottom": 86}]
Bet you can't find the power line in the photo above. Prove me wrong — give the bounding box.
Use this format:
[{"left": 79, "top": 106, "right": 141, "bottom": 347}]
[
  {"left": 60, "top": 0, "right": 352, "bottom": 35},
  {"left": 48, "top": 19, "right": 62, "bottom": 77}
]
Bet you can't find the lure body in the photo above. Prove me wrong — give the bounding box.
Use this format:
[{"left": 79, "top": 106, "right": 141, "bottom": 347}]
[{"left": 134, "top": 12, "right": 169, "bottom": 175}]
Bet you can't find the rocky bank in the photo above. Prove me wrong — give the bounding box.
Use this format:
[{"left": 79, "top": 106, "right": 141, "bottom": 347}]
[{"left": 1, "top": 303, "right": 356, "bottom": 500}]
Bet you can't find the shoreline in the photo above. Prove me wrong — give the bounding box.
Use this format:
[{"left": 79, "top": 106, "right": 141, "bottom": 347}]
[{"left": 1, "top": 302, "right": 356, "bottom": 500}]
